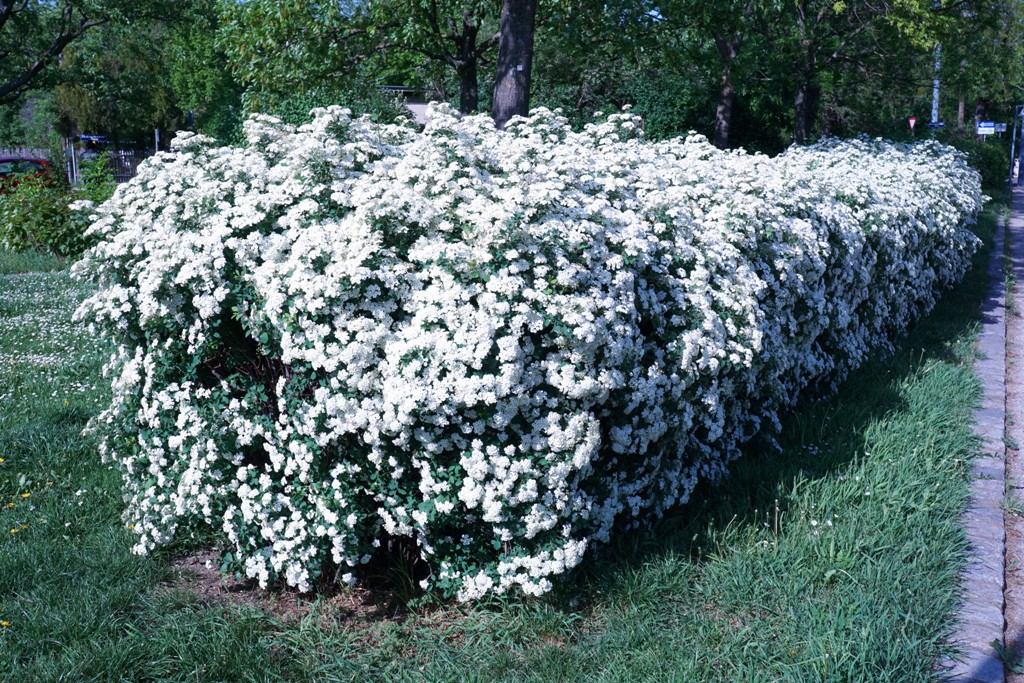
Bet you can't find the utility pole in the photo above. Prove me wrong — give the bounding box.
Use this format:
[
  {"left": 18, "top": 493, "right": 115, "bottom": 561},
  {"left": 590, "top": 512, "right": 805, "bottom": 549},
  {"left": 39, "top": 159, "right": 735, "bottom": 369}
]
[
  {"left": 930, "top": 45, "right": 941, "bottom": 126},
  {"left": 1011, "top": 105, "right": 1021, "bottom": 184}
]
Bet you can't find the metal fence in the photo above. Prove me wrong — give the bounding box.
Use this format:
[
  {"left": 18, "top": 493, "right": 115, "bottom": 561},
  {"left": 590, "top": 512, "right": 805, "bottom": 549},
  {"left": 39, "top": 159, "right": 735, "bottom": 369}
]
[
  {"left": 0, "top": 147, "right": 48, "bottom": 160},
  {"left": 97, "top": 150, "right": 149, "bottom": 184},
  {"left": 0, "top": 145, "right": 150, "bottom": 184}
]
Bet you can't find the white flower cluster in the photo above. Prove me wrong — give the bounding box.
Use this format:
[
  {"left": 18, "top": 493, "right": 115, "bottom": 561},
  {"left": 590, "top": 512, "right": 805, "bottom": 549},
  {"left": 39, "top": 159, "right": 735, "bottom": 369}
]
[{"left": 72, "top": 104, "right": 982, "bottom": 600}]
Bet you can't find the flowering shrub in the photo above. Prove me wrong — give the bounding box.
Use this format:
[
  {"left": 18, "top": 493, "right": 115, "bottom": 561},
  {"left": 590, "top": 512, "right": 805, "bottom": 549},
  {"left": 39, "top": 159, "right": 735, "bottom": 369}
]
[{"left": 72, "top": 105, "right": 982, "bottom": 600}]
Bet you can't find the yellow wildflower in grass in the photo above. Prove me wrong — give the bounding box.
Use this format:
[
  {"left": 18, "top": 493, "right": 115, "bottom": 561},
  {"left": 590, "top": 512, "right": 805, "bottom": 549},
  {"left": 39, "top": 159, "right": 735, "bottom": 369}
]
[
  {"left": 5, "top": 503, "right": 13, "bottom": 509},
  {"left": 0, "top": 621, "right": 10, "bottom": 627},
  {"left": 0, "top": 458, "right": 5, "bottom": 463},
  {"left": 9, "top": 528, "right": 17, "bottom": 534},
  {"left": 20, "top": 493, "right": 29, "bottom": 499}
]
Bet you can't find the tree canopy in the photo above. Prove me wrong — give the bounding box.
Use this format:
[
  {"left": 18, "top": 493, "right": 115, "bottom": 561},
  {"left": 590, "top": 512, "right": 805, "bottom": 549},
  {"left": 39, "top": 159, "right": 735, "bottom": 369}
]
[
  {"left": 0, "top": 0, "right": 181, "bottom": 106},
  {"left": 0, "top": 0, "right": 1020, "bottom": 154}
]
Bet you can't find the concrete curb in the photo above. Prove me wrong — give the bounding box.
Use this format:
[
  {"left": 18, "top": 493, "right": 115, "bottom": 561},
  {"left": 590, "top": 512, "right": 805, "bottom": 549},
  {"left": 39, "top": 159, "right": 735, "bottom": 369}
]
[{"left": 940, "top": 192, "right": 1012, "bottom": 682}]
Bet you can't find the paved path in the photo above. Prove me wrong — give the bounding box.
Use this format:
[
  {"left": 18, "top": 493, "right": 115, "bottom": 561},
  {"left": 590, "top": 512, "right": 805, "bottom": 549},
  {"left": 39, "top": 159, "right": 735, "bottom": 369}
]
[{"left": 941, "top": 187, "right": 1024, "bottom": 682}]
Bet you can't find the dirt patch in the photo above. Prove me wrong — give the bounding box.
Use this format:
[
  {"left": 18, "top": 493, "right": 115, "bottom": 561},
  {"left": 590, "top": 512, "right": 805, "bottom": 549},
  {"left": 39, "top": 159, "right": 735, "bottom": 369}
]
[{"left": 168, "top": 549, "right": 411, "bottom": 630}]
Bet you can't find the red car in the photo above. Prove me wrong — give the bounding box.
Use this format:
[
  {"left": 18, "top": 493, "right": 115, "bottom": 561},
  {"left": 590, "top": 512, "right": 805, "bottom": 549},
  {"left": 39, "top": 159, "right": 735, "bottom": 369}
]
[{"left": 0, "top": 157, "right": 52, "bottom": 193}]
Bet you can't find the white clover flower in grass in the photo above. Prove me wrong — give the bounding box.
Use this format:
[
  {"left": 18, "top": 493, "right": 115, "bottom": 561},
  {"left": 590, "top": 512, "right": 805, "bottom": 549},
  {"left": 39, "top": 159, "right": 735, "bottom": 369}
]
[{"left": 72, "top": 103, "right": 982, "bottom": 601}]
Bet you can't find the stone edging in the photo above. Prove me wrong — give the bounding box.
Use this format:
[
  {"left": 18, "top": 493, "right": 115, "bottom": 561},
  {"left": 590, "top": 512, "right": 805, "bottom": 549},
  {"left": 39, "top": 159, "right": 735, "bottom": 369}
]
[{"left": 940, "top": 193, "right": 1010, "bottom": 682}]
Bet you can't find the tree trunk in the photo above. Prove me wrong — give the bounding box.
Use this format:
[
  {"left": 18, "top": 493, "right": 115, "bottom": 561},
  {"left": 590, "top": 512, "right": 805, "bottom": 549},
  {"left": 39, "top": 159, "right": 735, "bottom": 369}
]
[
  {"left": 975, "top": 99, "right": 987, "bottom": 140},
  {"left": 458, "top": 60, "right": 478, "bottom": 114},
  {"left": 793, "top": 81, "right": 820, "bottom": 145},
  {"left": 454, "top": 12, "right": 481, "bottom": 114},
  {"left": 713, "top": 32, "right": 741, "bottom": 149},
  {"left": 957, "top": 97, "right": 965, "bottom": 132},
  {"left": 491, "top": 0, "right": 537, "bottom": 130},
  {"left": 714, "top": 79, "right": 735, "bottom": 149}
]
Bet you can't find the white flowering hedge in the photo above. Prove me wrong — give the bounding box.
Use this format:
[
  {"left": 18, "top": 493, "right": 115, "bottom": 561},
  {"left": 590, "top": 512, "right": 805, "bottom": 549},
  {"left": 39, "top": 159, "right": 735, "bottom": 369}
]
[{"left": 72, "top": 105, "right": 982, "bottom": 600}]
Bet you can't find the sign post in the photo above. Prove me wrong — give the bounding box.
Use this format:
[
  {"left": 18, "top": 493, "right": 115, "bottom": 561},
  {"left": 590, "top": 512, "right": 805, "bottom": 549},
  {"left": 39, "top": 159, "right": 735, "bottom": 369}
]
[
  {"left": 977, "top": 121, "right": 996, "bottom": 136},
  {"left": 908, "top": 116, "right": 917, "bottom": 136}
]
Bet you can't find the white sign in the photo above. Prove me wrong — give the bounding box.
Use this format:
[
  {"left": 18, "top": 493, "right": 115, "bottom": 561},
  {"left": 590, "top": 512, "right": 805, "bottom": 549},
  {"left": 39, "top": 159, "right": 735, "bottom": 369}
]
[
  {"left": 996, "top": 123, "right": 1008, "bottom": 133},
  {"left": 977, "top": 121, "right": 996, "bottom": 135}
]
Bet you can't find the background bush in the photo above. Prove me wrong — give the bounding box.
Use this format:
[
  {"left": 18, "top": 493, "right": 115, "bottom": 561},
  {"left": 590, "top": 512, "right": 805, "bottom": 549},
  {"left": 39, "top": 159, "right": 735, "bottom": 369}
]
[
  {"left": 933, "top": 131, "right": 1010, "bottom": 191},
  {"left": 0, "top": 154, "right": 116, "bottom": 258}
]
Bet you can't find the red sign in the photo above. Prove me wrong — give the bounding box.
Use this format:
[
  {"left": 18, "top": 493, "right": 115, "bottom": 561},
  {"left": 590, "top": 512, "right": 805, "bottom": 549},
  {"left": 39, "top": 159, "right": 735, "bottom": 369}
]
[{"left": 908, "top": 117, "right": 917, "bottom": 130}]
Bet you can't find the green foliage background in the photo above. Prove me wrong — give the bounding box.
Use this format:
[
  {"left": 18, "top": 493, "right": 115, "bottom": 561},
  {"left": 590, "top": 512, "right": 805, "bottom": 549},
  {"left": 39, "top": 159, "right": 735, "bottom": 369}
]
[
  {"left": 0, "top": 0, "right": 1019, "bottom": 251},
  {"left": 0, "top": 154, "right": 116, "bottom": 258},
  {"left": 2, "top": 0, "right": 1022, "bottom": 163}
]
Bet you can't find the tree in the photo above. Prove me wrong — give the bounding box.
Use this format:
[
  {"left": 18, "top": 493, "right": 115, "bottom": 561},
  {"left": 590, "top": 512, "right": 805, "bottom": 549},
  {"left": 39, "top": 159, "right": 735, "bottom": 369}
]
[
  {"left": 766, "top": 0, "right": 967, "bottom": 143},
  {"left": 0, "top": 90, "right": 59, "bottom": 146},
  {"left": 0, "top": 0, "right": 178, "bottom": 107},
  {"left": 216, "top": 0, "right": 502, "bottom": 115},
  {"left": 491, "top": 0, "right": 537, "bottom": 128},
  {"left": 370, "top": 0, "right": 501, "bottom": 114},
  {"left": 54, "top": 19, "right": 186, "bottom": 144},
  {"left": 215, "top": 0, "right": 368, "bottom": 110},
  {"left": 938, "top": 0, "right": 1024, "bottom": 134},
  {"left": 526, "top": 0, "right": 709, "bottom": 136},
  {"left": 166, "top": 0, "right": 244, "bottom": 140},
  {"left": 644, "top": 0, "right": 764, "bottom": 148}
]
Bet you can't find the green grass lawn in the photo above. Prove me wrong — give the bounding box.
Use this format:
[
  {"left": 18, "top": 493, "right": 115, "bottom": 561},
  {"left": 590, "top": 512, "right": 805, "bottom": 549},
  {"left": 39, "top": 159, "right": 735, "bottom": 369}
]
[{"left": 0, "top": 204, "right": 999, "bottom": 682}]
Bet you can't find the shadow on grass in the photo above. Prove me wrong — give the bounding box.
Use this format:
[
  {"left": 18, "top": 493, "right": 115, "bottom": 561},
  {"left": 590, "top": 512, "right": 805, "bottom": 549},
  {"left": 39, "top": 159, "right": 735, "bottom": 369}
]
[{"left": 562, "top": 209, "right": 997, "bottom": 608}]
